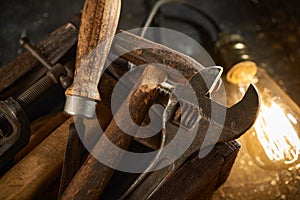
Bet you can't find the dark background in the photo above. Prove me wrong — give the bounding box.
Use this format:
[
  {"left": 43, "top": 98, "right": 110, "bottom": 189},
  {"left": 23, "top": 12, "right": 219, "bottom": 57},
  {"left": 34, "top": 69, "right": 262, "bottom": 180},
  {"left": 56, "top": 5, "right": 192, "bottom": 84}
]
[
  {"left": 0, "top": 0, "right": 299, "bottom": 199},
  {"left": 0, "top": 0, "right": 299, "bottom": 104}
]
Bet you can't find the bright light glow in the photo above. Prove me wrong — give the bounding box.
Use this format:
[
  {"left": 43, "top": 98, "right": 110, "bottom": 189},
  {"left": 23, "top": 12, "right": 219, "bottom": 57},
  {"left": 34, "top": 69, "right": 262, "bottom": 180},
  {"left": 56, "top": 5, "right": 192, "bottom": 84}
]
[
  {"left": 287, "top": 113, "right": 298, "bottom": 125},
  {"left": 234, "top": 43, "right": 245, "bottom": 49},
  {"left": 254, "top": 102, "right": 300, "bottom": 165}
]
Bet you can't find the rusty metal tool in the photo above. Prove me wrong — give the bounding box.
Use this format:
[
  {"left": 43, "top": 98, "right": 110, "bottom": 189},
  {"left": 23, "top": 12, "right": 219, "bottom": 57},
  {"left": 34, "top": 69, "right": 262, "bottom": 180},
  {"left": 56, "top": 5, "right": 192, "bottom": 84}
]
[
  {"left": 0, "top": 36, "right": 75, "bottom": 171},
  {"left": 122, "top": 74, "right": 259, "bottom": 199},
  {"left": 112, "top": 31, "right": 259, "bottom": 140},
  {"left": 0, "top": 16, "right": 79, "bottom": 94},
  {"left": 110, "top": 31, "right": 259, "bottom": 199},
  {"left": 61, "top": 65, "right": 167, "bottom": 200},
  {"left": 0, "top": 16, "right": 78, "bottom": 172},
  {"left": 112, "top": 30, "right": 198, "bottom": 81},
  {"left": 58, "top": 120, "right": 86, "bottom": 197}
]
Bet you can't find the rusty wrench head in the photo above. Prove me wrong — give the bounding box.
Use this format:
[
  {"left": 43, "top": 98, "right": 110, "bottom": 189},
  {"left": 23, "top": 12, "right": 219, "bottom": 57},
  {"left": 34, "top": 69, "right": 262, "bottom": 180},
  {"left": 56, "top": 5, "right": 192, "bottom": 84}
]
[{"left": 161, "top": 66, "right": 259, "bottom": 149}]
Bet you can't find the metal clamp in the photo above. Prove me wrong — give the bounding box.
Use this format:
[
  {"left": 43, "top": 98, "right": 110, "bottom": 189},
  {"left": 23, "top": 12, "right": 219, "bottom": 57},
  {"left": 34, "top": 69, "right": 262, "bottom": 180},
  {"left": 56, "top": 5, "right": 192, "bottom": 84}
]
[{"left": 0, "top": 98, "right": 30, "bottom": 170}]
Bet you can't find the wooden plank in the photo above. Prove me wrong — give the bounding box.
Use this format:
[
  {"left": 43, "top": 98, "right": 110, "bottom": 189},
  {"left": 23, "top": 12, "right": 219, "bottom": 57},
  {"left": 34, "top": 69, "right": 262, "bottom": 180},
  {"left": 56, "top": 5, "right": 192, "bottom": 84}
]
[
  {"left": 0, "top": 118, "right": 73, "bottom": 200},
  {"left": 15, "top": 112, "right": 69, "bottom": 162},
  {"left": 215, "top": 141, "right": 240, "bottom": 188},
  {"left": 148, "top": 148, "right": 224, "bottom": 200},
  {"left": 138, "top": 141, "right": 240, "bottom": 200}
]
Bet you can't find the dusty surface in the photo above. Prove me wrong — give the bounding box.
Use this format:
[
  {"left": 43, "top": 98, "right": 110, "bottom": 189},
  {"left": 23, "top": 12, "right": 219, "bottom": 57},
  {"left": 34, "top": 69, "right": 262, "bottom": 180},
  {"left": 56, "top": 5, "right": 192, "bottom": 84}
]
[{"left": 213, "top": 135, "right": 300, "bottom": 199}]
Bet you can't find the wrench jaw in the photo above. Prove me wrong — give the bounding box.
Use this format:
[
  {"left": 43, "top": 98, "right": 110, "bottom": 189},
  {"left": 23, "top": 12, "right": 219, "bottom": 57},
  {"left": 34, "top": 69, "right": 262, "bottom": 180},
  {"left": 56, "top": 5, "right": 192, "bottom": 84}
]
[
  {"left": 181, "top": 84, "right": 259, "bottom": 145},
  {"left": 155, "top": 67, "right": 259, "bottom": 154},
  {"left": 151, "top": 71, "right": 259, "bottom": 170},
  {"left": 219, "top": 84, "right": 259, "bottom": 142}
]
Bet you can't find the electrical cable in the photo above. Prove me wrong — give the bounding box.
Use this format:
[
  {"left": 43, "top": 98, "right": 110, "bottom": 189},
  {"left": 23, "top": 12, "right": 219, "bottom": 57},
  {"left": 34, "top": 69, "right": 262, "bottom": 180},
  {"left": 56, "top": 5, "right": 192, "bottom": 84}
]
[{"left": 141, "top": 0, "right": 222, "bottom": 37}]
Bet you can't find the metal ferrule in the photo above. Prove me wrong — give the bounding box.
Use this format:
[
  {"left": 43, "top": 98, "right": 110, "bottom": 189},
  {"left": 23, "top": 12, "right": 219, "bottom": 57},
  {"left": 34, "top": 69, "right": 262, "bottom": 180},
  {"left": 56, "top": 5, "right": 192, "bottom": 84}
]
[{"left": 64, "top": 95, "right": 97, "bottom": 118}]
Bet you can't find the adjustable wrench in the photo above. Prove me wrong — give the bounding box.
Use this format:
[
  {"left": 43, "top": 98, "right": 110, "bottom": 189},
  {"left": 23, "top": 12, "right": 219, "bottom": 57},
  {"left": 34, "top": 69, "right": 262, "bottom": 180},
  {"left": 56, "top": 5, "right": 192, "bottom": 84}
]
[
  {"left": 110, "top": 31, "right": 259, "bottom": 199},
  {"left": 123, "top": 72, "right": 259, "bottom": 199}
]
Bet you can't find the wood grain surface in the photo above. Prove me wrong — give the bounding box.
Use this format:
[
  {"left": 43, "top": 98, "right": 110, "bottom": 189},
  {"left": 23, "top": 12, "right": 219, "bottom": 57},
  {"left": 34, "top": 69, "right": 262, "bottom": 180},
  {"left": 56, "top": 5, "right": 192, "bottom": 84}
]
[{"left": 65, "top": 0, "right": 121, "bottom": 101}]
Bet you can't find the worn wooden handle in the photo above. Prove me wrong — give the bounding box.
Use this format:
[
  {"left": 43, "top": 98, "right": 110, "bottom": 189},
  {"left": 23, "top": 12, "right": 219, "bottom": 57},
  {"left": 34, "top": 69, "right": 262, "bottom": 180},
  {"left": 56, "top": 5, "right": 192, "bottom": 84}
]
[
  {"left": 61, "top": 65, "right": 167, "bottom": 200},
  {"left": 65, "top": 0, "right": 121, "bottom": 101}
]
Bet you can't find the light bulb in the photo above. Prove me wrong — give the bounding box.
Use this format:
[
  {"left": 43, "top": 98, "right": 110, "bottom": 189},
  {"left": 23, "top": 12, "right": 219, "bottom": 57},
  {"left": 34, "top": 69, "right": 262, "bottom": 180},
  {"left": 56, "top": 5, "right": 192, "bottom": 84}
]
[
  {"left": 215, "top": 32, "right": 300, "bottom": 170},
  {"left": 227, "top": 61, "right": 300, "bottom": 170}
]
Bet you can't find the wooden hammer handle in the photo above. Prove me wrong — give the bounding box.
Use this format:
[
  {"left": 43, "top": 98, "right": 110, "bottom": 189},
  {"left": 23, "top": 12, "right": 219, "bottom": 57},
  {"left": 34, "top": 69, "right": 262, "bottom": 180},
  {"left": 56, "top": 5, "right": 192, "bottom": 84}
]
[
  {"left": 65, "top": 0, "right": 121, "bottom": 101},
  {"left": 61, "top": 65, "right": 167, "bottom": 200}
]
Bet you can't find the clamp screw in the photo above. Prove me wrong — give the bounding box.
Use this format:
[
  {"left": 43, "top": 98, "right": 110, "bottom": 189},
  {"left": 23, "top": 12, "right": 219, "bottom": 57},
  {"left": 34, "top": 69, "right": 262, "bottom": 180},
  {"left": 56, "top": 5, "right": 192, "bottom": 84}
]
[{"left": 16, "top": 37, "right": 73, "bottom": 107}]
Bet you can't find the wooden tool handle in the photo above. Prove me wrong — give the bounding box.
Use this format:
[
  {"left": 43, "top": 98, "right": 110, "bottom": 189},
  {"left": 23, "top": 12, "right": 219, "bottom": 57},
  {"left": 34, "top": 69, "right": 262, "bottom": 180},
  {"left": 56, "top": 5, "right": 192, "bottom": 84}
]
[
  {"left": 65, "top": 0, "right": 121, "bottom": 101},
  {"left": 61, "top": 65, "right": 167, "bottom": 200}
]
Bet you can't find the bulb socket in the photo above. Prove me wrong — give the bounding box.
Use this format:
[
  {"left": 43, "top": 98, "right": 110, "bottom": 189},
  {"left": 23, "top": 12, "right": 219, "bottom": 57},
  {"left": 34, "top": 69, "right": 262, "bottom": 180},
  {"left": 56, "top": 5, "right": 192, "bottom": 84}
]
[{"left": 214, "top": 31, "right": 254, "bottom": 73}]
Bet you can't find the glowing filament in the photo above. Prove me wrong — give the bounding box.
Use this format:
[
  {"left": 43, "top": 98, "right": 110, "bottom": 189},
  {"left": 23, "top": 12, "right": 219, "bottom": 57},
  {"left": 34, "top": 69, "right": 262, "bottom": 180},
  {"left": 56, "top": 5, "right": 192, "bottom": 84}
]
[{"left": 254, "top": 102, "right": 300, "bottom": 165}]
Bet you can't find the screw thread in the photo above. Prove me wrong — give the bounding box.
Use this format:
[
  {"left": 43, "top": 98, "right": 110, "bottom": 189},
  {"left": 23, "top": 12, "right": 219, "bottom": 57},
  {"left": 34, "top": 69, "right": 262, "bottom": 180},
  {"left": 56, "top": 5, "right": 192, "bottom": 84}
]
[{"left": 17, "top": 75, "right": 54, "bottom": 108}]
